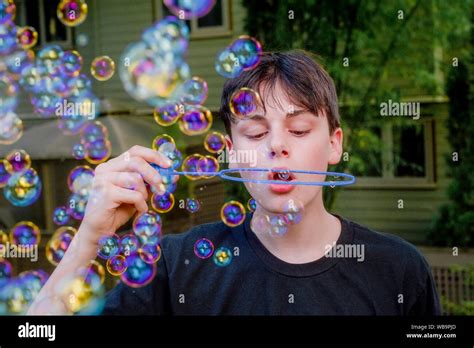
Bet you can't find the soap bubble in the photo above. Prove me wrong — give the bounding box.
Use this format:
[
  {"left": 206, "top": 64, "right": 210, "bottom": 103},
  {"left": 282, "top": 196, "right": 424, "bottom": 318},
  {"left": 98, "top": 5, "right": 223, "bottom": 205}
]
[
  {"left": 97, "top": 234, "right": 120, "bottom": 260},
  {"left": 53, "top": 206, "right": 70, "bottom": 226},
  {"left": 178, "top": 105, "right": 212, "bottom": 135},
  {"left": 3, "top": 168, "right": 42, "bottom": 207},
  {"left": 91, "top": 55, "right": 115, "bottom": 81},
  {"left": 215, "top": 47, "right": 243, "bottom": 78},
  {"left": 213, "top": 246, "right": 232, "bottom": 267},
  {"left": 142, "top": 16, "right": 189, "bottom": 55},
  {"left": 67, "top": 165, "right": 94, "bottom": 197},
  {"left": 16, "top": 26, "right": 38, "bottom": 49},
  {"left": 163, "top": 0, "right": 216, "bottom": 19},
  {"left": 229, "top": 36, "right": 262, "bottom": 70},
  {"left": 0, "top": 111, "right": 23, "bottom": 144},
  {"left": 0, "top": 0, "right": 16, "bottom": 24},
  {"left": 153, "top": 103, "right": 182, "bottom": 126},
  {"left": 57, "top": 0, "right": 88, "bottom": 27},
  {"left": 178, "top": 77, "right": 208, "bottom": 105},
  {"left": 60, "top": 50, "right": 83, "bottom": 76},
  {"left": 204, "top": 131, "right": 225, "bottom": 153},
  {"left": 10, "top": 221, "right": 40, "bottom": 247},
  {"left": 5, "top": 149, "right": 31, "bottom": 173},
  {"left": 229, "top": 87, "right": 262, "bottom": 119},
  {"left": 120, "top": 252, "right": 156, "bottom": 288},
  {"left": 220, "top": 201, "right": 246, "bottom": 227}
]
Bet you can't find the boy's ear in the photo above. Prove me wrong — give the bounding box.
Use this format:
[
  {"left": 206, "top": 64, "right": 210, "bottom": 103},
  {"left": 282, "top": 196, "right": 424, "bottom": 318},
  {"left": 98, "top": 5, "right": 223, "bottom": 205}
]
[
  {"left": 328, "top": 127, "right": 343, "bottom": 165},
  {"left": 224, "top": 135, "right": 236, "bottom": 169}
]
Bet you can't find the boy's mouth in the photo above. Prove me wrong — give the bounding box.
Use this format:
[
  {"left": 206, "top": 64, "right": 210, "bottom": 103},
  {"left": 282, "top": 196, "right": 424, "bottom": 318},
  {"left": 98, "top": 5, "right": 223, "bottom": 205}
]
[{"left": 268, "top": 167, "right": 296, "bottom": 194}]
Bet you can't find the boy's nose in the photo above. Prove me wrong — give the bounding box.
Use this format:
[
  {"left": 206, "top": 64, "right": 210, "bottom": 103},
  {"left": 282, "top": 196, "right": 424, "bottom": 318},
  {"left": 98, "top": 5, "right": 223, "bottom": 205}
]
[{"left": 269, "top": 145, "right": 289, "bottom": 159}]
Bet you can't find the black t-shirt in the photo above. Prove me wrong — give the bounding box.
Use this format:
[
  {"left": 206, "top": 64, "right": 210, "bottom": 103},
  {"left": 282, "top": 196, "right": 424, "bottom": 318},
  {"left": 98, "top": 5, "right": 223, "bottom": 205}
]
[{"left": 102, "top": 213, "right": 441, "bottom": 315}]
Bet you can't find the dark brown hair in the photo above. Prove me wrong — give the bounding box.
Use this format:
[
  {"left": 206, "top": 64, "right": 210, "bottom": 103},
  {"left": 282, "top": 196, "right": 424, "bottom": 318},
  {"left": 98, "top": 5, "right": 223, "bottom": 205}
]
[{"left": 219, "top": 50, "right": 341, "bottom": 137}]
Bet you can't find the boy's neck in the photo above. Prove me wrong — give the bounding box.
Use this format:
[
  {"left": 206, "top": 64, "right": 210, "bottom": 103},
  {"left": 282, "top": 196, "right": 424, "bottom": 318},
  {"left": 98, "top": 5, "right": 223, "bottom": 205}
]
[{"left": 251, "top": 195, "right": 341, "bottom": 264}]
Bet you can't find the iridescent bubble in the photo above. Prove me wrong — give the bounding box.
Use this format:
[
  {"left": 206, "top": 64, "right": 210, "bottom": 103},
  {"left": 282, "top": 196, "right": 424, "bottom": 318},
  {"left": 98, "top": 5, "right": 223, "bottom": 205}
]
[
  {"left": 60, "top": 50, "right": 83, "bottom": 76},
  {"left": 84, "top": 260, "right": 106, "bottom": 285},
  {"left": 186, "top": 198, "right": 200, "bottom": 213},
  {"left": 0, "top": 21, "right": 17, "bottom": 55},
  {"left": 19, "top": 65, "right": 44, "bottom": 93},
  {"left": 16, "top": 26, "right": 38, "bottom": 49},
  {"left": 153, "top": 103, "right": 182, "bottom": 126},
  {"left": 57, "top": 271, "right": 104, "bottom": 314},
  {"left": 66, "top": 193, "right": 88, "bottom": 220},
  {"left": 151, "top": 134, "right": 175, "bottom": 151},
  {"left": 247, "top": 198, "right": 257, "bottom": 212},
  {"left": 193, "top": 238, "right": 214, "bottom": 259},
  {"left": 268, "top": 214, "right": 289, "bottom": 236},
  {"left": 0, "top": 229, "right": 8, "bottom": 245},
  {"left": 215, "top": 47, "right": 243, "bottom": 78},
  {"left": 31, "top": 92, "right": 62, "bottom": 118},
  {"left": 106, "top": 255, "right": 127, "bottom": 276},
  {"left": 3, "top": 168, "right": 42, "bottom": 207},
  {"left": 72, "top": 143, "right": 85, "bottom": 159},
  {"left": 76, "top": 33, "right": 89, "bottom": 47},
  {"left": 179, "top": 77, "right": 208, "bottom": 105},
  {"left": 80, "top": 121, "right": 108, "bottom": 144},
  {"left": 120, "top": 234, "right": 139, "bottom": 256},
  {"left": 67, "top": 73, "right": 92, "bottom": 98},
  {"left": 283, "top": 199, "right": 304, "bottom": 225},
  {"left": 0, "top": 72, "right": 19, "bottom": 114},
  {"left": 4, "top": 49, "right": 35, "bottom": 78},
  {"left": 17, "top": 270, "right": 47, "bottom": 304},
  {"left": 133, "top": 211, "right": 162, "bottom": 245},
  {"left": 0, "top": 0, "right": 15, "bottom": 24},
  {"left": 0, "top": 111, "right": 23, "bottom": 144},
  {"left": 139, "top": 243, "right": 162, "bottom": 264},
  {"left": 250, "top": 212, "right": 270, "bottom": 235},
  {"left": 204, "top": 131, "right": 225, "bottom": 153},
  {"left": 230, "top": 36, "right": 262, "bottom": 71},
  {"left": 178, "top": 105, "right": 212, "bottom": 136},
  {"left": 151, "top": 191, "right": 175, "bottom": 213},
  {"left": 121, "top": 252, "right": 157, "bottom": 288},
  {"left": 5, "top": 149, "right": 31, "bottom": 173},
  {"left": 57, "top": 0, "right": 88, "bottom": 27},
  {"left": 157, "top": 142, "right": 182, "bottom": 170},
  {"left": 163, "top": 0, "right": 216, "bottom": 19},
  {"left": 220, "top": 200, "right": 246, "bottom": 227},
  {"left": 142, "top": 16, "right": 189, "bottom": 55},
  {"left": 53, "top": 206, "right": 70, "bottom": 226},
  {"left": 0, "top": 259, "right": 12, "bottom": 286},
  {"left": 46, "top": 226, "right": 76, "bottom": 266},
  {"left": 37, "top": 44, "right": 63, "bottom": 74},
  {"left": 10, "top": 221, "right": 40, "bottom": 247},
  {"left": 91, "top": 55, "right": 115, "bottom": 81},
  {"left": 67, "top": 165, "right": 94, "bottom": 196},
  {"left": 181, "top": 154, "right": 203, "bottom": 180},
  {"left": 119, "top": 41, "right": 190, "bottom": 107},
  {"left": 197, "top": 155, "right": 219, "bottom": 178},
  {"left": 213, "top": 246, "right": 232, "bottom": 267},
  {"left": 84, "top": 138, "right": 112, "bottom": 165},
  {"left": 229, "top": 87, "right": 262, "bottom": 119},
  {"left": 57, "top": 113, "right": 89, "bottom": 135},
  {"left": 97, "top": 234, "right": 120, "bottom": 260}
]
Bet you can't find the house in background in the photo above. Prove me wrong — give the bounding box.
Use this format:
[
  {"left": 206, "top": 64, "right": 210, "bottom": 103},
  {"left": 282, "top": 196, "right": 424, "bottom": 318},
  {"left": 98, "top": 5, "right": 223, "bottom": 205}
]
[{"left": 1, "top": 0, "right": 472, "bottom": 313}]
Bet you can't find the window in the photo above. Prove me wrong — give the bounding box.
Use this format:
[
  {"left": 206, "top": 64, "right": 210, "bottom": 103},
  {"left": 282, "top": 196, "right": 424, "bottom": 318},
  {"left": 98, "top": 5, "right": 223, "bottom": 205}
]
[
  {"left": 15, "top": 0, "right": 72, "bottom": 48},
  {"left": 155, "top": 0, "right": 232, "bottom": 39},
  {"left": 348, "top": 117, "right": 435, "bottom": 188}
]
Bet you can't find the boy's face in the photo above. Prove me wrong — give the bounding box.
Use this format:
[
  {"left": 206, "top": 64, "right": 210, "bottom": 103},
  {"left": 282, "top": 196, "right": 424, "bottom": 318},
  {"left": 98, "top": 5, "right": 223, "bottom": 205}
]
[{"left": 225, "top": 82, "right": 343, "bottom": 214}]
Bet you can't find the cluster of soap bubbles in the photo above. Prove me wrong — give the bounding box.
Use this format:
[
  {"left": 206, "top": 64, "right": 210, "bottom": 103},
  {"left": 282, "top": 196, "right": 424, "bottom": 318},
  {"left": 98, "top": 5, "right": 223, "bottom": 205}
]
[
  {"left": 181, "top": 153, "right": 219, "bottom": 180},
  {"left": 93, "top": 211, "right": 164, "bottom": 288},
  {"left": 120, "top": 16, "right": 215, "bottom": 136},
  {"left": 251, "top": 199, "right": 305, "bottom": 237},
  {"left": 193, "top": 238, "right": 233, "bottom": 267},
  {"left": 74, "top": 121, "right": 112, "bottom": 164},
  {"left": 1, "top": 149, "right": 42, "bottom": 207},
  {"left": 0, "top": 0, "right": 27, "bottom": 145},
  {"left": 0, "top": 269, "right": 49, "bottom": 315},
  {"left": 215, "top": 35, "right": 262, "bottom": 78}
]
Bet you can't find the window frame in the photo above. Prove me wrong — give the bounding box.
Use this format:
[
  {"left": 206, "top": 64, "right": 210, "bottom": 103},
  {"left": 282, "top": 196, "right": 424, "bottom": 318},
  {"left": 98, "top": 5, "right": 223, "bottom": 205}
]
[{"left": 15, "top": 0, "right": 73, "bottom": 49}]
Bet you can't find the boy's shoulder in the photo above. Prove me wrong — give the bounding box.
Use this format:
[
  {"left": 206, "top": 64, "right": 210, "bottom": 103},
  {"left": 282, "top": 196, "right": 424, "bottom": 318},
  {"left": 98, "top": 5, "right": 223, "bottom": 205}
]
[{"left": 344, "top": 217, "right": 431, "bottom": 276}]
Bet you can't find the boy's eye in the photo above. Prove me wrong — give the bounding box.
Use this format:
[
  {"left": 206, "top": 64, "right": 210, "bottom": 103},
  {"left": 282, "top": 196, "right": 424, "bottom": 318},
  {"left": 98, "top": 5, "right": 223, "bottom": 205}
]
[
  {"left": 246, "top": 131, "right": 268, "bottom": 140},
  {"left": 290, "top": 130, "right": 310, "bottom": 136}
]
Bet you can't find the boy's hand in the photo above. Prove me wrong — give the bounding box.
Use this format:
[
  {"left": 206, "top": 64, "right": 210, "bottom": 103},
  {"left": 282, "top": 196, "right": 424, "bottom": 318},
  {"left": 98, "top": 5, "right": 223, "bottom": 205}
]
[{"left": 79, "top": 145, "right": 173, "bottom": 248}]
